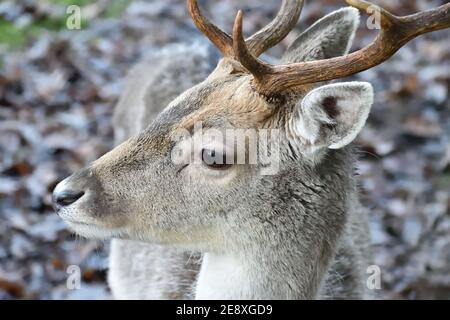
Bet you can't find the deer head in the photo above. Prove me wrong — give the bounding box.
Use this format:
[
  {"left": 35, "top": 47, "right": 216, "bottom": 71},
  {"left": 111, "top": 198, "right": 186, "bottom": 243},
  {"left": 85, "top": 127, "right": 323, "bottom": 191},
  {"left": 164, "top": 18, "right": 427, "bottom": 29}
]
[{"left": 53, "top": 0, "right": 449, "bottom": 254}]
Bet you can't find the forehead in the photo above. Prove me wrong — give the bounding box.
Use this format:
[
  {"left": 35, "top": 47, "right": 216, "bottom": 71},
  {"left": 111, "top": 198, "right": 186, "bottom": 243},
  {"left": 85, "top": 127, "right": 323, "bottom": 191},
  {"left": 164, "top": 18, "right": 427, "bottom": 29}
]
[
  {"left": 144, "top": 73, "right": 274, "bottom": 139},
  {"left": 131, "top": 59, "right": 317, "bottom": 158},
  {"left": 175, "top": 77, "right": 273, "bottom": 129}
]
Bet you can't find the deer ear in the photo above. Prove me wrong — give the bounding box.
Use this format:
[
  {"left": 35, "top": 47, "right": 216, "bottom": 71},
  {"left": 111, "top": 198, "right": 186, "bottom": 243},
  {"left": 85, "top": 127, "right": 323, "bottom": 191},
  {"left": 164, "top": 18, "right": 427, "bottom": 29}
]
[
  {"left": 292, "top": 82, "right": 373, "bottom": 150},
  {"left": 282, "top": 7, "right": 360, "bottom": 63}
]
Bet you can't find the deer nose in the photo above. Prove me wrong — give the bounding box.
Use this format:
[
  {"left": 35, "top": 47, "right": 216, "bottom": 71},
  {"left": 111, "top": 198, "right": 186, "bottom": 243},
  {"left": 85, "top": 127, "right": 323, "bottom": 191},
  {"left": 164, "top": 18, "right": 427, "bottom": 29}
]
[
  {"left": 53, "top": 190, "right": 85, "bottom": 209},
  {"left": 52, "top": 168, "right": 95, "bottom": 211}
]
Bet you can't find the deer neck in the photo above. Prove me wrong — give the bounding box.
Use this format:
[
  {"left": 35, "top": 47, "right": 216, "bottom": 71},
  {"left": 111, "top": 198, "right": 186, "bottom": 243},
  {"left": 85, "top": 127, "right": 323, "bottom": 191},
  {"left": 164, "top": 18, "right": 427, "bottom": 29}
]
[
  {"left": 195, "top": 252, "right": 250, "bottom": 299},
  {"left": 195, "top": 244, "right": 326, "bottom": 299},
  {"left": 194, "top": 149, "right": 356, "bottom": 299}
]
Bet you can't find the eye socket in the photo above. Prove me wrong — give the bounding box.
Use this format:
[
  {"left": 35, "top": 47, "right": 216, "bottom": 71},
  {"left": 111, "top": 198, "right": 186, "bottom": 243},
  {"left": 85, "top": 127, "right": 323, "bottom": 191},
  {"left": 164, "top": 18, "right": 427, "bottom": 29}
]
[{"left": 201, "top": 148, "right": 232, "bottom": 170}]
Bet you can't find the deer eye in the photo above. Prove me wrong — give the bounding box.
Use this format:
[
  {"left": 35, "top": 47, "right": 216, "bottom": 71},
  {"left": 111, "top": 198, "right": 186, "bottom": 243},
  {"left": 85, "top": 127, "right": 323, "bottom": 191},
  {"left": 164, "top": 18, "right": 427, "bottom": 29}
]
[{"left": 201, "top": 148, "right": 232, "bottom": 170}]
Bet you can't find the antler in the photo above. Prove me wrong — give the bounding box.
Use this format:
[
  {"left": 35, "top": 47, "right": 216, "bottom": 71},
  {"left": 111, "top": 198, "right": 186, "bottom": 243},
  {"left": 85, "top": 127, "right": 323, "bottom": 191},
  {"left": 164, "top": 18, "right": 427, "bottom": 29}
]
[
  {"left": 187, "top": 0, "right": 234, "bottom": 56},
  {"left": 245, "top": 0, "right": 303, "bottom": 57},
  {"left": 187, "top": 0, "right": 303, "bottom": 57},
  {"left": 233, "top": 0, "right": 450, "bottom": 96}
]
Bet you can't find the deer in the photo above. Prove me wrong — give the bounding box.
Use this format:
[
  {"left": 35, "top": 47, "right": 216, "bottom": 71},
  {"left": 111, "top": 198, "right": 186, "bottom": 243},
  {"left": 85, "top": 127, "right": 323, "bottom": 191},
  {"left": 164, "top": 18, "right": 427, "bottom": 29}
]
[{"left": 52, "top": 0, "right": 450, "bottom": 299}]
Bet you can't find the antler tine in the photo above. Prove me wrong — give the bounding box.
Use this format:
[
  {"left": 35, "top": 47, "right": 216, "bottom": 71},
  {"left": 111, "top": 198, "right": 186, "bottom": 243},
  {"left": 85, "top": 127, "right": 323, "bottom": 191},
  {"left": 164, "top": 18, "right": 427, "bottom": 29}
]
[
  {"left": 187, "top": 0, "right": 234, "bottom": 57},
  {"left": 250, "top": 0, "right": 450, "bottom": 96},
  {"left": 246, "top": 0, "right": 304, "bottom": 57},
  {"left": 233, "top": 11, "right": 274, "bottom": 78},
  {"left": 188, "top": 0, "right": 303, "bottom": 59}
]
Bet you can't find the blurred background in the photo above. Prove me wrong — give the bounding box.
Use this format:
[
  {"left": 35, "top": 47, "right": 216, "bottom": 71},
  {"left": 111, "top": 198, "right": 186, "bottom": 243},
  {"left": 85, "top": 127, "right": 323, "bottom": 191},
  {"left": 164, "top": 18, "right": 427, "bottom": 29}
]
[{"left": 0, "top": 0, "right": 449, "bottom": 299}]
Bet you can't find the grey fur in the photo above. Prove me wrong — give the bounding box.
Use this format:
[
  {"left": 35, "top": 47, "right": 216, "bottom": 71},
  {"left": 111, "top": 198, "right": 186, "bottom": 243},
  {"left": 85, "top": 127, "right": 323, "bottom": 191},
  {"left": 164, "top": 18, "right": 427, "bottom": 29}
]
[
  {"left": 113, "top": 42, "right": 219, "bottom": 141},
  {"left": 282, "top": 7, "right": 360, "bottom": 63},
  {"left": 110, "top": 41, "right": 218, "bottom": 299}
]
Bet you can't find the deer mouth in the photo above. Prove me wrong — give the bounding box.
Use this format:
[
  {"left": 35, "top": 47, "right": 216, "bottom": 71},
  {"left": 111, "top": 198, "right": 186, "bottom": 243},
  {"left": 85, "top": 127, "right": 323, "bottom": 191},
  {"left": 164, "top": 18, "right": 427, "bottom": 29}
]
[
  {"left": 65, "top": 219, "right": 127, "bottom": 240},
  {"left": 54, "top": 193, "right": 128, "bottom": 240}
]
